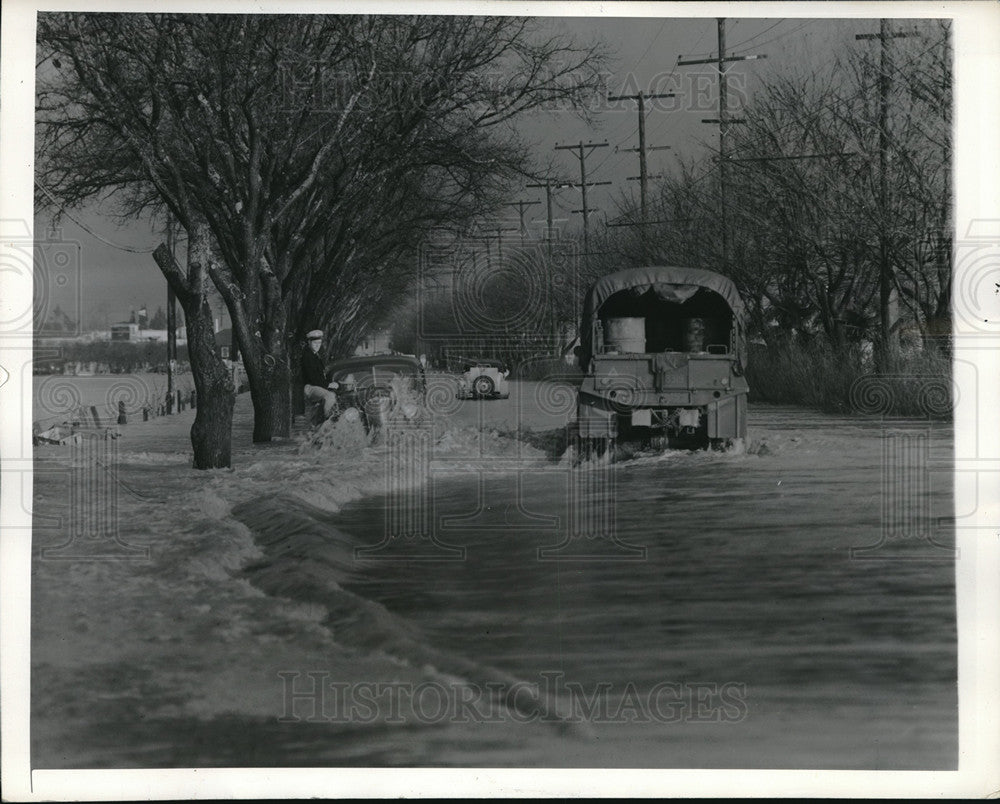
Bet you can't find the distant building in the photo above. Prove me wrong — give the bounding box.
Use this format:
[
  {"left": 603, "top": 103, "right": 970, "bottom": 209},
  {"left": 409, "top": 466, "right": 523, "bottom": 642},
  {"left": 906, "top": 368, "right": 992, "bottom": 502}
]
[
  {"left": 111, "top": 322, "right": 140, "bottom": 341},
  {"left": 138, "top": 329, "right": 167, "bottom": 342},
  {"left": 108, "top": 323, "right": 186, "bottom": 343}
]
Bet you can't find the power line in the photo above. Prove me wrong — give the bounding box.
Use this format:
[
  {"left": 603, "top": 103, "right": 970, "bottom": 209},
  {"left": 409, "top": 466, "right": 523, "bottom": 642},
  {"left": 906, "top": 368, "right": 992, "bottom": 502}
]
[
  {"left": 677, "top": 17, "right": 766, "bottom": 271},
  {"left": 36, "top": 183, "right": 157, "bottom": 254},
  {"left": 731, "top": 20, "right": 812, "bottom": 56},
  {"left": 596, "top": 20, "right": 713, "bottom": 178},
  {"left": 635, "top": 19, "right": 669, "bottom": 65},
  {"left": 726, "top": 19, "right": 784, "bottom": 52},
  {"left": 653, "top": 19, "right": 815, "bottom": 158},
  {"left": 636, "top": 57, "right": 690, "bottom": 176},
  {"left": 593, "top": 49, "right": 686, "bottom": 179},
  {"left": 657, "top": 20, "right": 946, "bottom": 249},
  {"left": 709, "top": 31, "right": 942, "bottom": 165},
  {"left": 726, "top": 151, "right": 857, "bottom": 163}
]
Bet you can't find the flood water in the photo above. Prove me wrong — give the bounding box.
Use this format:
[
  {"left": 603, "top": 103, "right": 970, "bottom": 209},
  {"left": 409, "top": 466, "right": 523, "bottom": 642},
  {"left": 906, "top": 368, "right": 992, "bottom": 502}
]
[{"left": 239, "top": 406, "right": 955, "bottom": 769}]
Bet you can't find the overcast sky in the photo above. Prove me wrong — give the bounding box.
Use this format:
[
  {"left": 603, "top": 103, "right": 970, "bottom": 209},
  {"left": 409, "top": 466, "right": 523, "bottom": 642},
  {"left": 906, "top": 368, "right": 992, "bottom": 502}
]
[{"left": 32, "top": 15, "right": 890, "bottom": 329}]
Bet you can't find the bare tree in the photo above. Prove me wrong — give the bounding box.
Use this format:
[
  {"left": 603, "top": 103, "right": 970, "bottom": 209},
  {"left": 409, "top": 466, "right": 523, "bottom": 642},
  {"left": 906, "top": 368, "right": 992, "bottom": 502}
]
[
  {"left": 638, "top": 20, "right": 951, "bottom": 360},
  {"left": 37, "top": 13, "right": 609, "bottom": 442},
  {"left": 152, "top": 221, "right": 235, "bottom": 468}
]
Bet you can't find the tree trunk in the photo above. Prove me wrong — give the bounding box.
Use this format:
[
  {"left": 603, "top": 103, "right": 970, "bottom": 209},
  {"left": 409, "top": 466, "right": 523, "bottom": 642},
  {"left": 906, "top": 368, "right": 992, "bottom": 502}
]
[
  {"left": 266, "top": 336, "right": 292, "bottom": 440},
  {"left": 152, "top": 232, "right": 235, "bottom": 469},
  {"left": 186, "top": 294, "right": 236, "bottom": 469},
  {"left": 244, "top": 320, "right": 292, "bottom": 443},
  {"left": 216, "top": 259, "right": 293, "bottom": 443},
  {"left": 248, "top": 356, "right": 292, "bottom": 442}
]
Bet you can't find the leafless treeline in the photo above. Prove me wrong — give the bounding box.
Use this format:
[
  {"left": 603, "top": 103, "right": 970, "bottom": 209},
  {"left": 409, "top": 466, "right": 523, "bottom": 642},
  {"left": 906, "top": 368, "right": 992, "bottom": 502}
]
[{"left": 36, "top": 13, "right": 609, "bottom": 466}]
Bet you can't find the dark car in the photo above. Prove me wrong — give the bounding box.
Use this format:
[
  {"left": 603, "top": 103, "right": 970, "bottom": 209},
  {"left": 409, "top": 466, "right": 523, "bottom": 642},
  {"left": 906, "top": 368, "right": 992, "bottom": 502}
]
[{"left": 327, "top": 353, "right": 426, "bottom": 430}]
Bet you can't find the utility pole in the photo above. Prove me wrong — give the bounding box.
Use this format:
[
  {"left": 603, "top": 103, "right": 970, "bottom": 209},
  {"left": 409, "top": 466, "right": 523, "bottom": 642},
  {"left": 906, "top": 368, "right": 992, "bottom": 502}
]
[
  {"left": 526, "top": 179, "right": 573, "bottom": 355},
  {"left": 526, "top": 178, "right": 573, "bottom": 259},
  {"left": 678, "top": 18, "right": 765, "bottom": 271},
  {"left": 607, "top": 91, "right": 675, "bottom": 260},
  {"left": 165, "top": 213, "right": 177, "bottom": 401},
  {"left": 856, "top": 19, "right": 914, "bottom": 368},
  {"left": 492, "top": 224, "right": 519, "bottom": 264},
  {"left": 554, "top": 140, "right": 611, "bottom": 258},
  {"left": 478, "top": 225, "right": 519, "bottom": 268},
  {"left": 505, "top": 200, "right": 541, "bottom": 244}
]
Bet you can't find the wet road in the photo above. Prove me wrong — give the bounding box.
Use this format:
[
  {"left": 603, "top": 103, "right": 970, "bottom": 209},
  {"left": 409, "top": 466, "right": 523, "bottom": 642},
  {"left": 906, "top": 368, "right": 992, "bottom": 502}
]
[{"left": 326, "top": 403, "right": 955, "bottom": 768}]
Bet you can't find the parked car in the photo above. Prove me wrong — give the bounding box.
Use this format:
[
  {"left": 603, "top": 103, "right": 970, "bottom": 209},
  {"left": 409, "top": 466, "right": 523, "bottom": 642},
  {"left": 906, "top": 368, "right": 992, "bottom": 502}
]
[
  {"left": 575, "top": 266, "right": 749, "bottom": 451},
  {"left": 456, "top": 358, "right": 510, "bottom": 400},
  {"left": 325, "top": 354, "right": 426, "bottom": 431}
]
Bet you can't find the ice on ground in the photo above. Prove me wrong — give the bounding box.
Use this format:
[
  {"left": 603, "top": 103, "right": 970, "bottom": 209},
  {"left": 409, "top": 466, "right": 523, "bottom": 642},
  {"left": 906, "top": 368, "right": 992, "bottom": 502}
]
[{"left": 117, "top": 450, "right": 194, "bottom": 465}]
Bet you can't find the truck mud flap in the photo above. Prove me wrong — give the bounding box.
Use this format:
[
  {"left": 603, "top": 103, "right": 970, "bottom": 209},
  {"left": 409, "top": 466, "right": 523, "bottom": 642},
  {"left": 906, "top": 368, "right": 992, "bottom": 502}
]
[
  {"left": 576, "top": 400, "right": 617, "bottom": 438},
  {"left": 706, "top": 393, "right": 747, "bottom": 440}
]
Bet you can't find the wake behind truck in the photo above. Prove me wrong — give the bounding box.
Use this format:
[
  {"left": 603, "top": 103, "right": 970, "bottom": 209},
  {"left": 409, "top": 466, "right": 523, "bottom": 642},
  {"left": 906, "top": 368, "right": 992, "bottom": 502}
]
[{"left": 575, "top": 266, "right": 749, "bottom": 451}]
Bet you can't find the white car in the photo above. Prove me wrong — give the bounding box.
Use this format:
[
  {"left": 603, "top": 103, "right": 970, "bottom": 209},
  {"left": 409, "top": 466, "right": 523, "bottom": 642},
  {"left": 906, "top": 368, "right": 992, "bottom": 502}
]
[{"left": 456, "top": 359, "right": 510, "bottom": 400}]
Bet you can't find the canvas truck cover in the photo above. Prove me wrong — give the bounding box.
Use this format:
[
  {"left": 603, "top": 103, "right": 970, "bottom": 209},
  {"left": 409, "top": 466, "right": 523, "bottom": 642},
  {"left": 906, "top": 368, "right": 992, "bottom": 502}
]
[{"left": 579, "top": 266, "right": 746, "bottom": 368}]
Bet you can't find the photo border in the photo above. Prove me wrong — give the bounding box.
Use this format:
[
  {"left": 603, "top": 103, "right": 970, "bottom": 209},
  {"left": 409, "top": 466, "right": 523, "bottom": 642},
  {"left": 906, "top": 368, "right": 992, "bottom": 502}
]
[{"left": 2, "top": 0, "right": 997, "bottom": 799}]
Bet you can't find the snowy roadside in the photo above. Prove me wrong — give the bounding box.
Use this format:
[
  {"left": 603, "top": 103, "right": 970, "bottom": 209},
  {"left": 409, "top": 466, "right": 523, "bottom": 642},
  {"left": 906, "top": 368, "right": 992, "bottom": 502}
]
[
  {"left": 31, "top": 385, "right": 565, "bottom": 767},
  {"left": 30, "top": 377, "right": 949, "bottom": 768}
]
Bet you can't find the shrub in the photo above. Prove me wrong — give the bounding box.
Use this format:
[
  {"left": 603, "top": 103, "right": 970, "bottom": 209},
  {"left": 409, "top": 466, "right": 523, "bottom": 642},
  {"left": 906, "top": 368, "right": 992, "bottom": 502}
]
[{"left": 746, "top": 340, "right": 952, "bottom": 419}]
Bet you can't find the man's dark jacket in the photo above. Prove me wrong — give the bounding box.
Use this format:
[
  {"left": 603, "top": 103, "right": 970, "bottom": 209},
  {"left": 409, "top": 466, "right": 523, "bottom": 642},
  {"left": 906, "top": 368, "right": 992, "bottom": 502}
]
[{"left": 302, "top": 347, "right": 329, "bottom": 387}]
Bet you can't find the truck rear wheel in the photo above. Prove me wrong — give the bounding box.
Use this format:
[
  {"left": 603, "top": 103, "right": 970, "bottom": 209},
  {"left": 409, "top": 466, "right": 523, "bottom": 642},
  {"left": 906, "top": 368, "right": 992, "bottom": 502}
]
[
  {"left": 567, "top": 436, "right": 613, "bottom": 465},
  {"left": 585, "top": 436, "right": 613, "bottom": 463},
  {"left": 647, "top": 434, "right": 670, "bottom": 451},
  {"left": 710, "top": 437, "right": 745, "bottom": 453}
]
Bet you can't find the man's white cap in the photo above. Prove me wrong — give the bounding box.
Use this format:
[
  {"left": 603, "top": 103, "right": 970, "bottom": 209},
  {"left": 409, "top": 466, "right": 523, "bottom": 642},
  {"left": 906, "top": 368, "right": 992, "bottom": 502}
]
[{"left": 306, "top": 330, "right": 323, "bottom": 340}]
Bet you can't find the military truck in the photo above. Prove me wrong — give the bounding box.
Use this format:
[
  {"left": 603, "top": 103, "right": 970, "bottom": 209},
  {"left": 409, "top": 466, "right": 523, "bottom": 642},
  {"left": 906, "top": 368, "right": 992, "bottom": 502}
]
[{"left": 575, "top": 266, "right": 749, "bottom": 452}]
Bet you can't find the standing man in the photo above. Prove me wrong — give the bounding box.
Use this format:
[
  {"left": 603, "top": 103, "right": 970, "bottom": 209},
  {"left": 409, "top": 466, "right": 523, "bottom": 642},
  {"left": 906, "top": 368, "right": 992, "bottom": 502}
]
[{"left": 302, "top": 330, "right": 340, "bottom": 421}]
